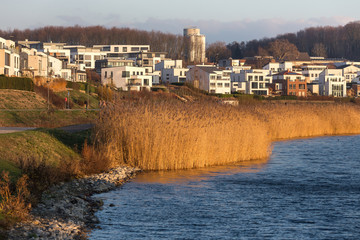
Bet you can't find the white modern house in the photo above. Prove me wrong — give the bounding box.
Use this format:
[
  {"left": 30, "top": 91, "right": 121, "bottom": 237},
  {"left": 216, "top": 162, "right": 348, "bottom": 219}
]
[
  {"left": 319, "top": 69, "right": 346, "bottom": 97},
  {"left": 186, "top": 66, "right": 231, "bottom": 94},
  {"left": 263, "top": 61, "right": 293, "bottom": 73},
  {"left": 155, "top": 60, "right": 183, "bottom": 71},
  {"left": 64, "top": 46, "right": 106, "bottom": 69},
  {"left": 162, "top": 68, "right": 188, "bottom": 84},
  {"left": 101, "top": 66, "right": 152, "bottom": 91},
  {"left": 0, "top": 37, "right": 20, "bottom": 76},
  {"left": 337, "top": 64, "right": 360, "bottom": 83},
  {"left": 93, "top": 45, "right": 150, "bottom": 58},
  {"left": 231, "top": 69, "right": 271, "bottom": 95},
  {"left": 301, "top": 64, "right": 327, "bottom": 83}
]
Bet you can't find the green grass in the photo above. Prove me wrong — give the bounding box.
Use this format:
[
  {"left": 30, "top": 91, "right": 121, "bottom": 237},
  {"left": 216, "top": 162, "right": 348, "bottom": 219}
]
[
  {"left": 56, "top": 90, "right": 100, "bottom": 109},
  {"left": 0, "top": 110, "right": 98, "bottom": 127},
  {"left": 0, "top": 129, "right": 87, "bottom": 169},
  {"left": 0, "top": 159, "right": 21, "bottom": 181}
]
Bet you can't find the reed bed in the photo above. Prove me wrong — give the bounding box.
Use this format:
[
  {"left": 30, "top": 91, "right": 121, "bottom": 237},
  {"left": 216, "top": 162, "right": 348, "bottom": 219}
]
[{"left": 92, "top": 99, "right": 360, "bottom": 171}]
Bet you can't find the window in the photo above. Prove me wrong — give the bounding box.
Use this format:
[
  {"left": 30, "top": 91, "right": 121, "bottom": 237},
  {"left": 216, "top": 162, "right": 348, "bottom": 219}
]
[
  {"left": 251, "top": 82, "right": 258, "bottom": 89},
  {"left": 85, "top": 62, "right": 91, "bottom": 67},
  {"left": 210, "top": 82, "right": 216, "bottom": 87},
  {"left": 143, "top": 79, "right": 149, "bottom": 86},
  {"left": 114, "top": 47, "right": 119, "bottom": 52},
  {"left": 217, "top": 83, "right": 223, "bottom": 87},
  {"left": 133, "top": 72, "right": 135, "bottom": 76},
  {"left": 259, "top": 76, "right": 263, "bottom": 81},
  {"left": 141, "top": 47, "right": 149, "bottom": 51},
  {"left": 259, "top": 83, "right": 264, "bottom": 89},
  {"left": 131, "top": 47, "right": 140, "bottom": 51},
  {"left": 248, "top": 76, "right": 253, "bottom": 81},
  {"left": 85, "top": 55, "right": 91, "bottom": 60},
  {"left": 78, "top": 55, "right": 84, "bottom": 60},
  {"left": 111, "top": 71, "right": 113, "bottom": 79},
  {"left": 225, "top": 83, "right": 230, "bottom": 88},
  {"left": 143, "top": 59, "right": 149, "bottom": 65},
  {"left": 5, "top": 53, "right": 10, "bottom": 66},
  {"left": 210, "top": 75, "right": 216, "bottom": 80},
  {"left": 105, "top": 72, "right": 107, "bottom": 78},
  {"left": 299, "top": 84, "right": 305, "bottom": 90},
  {"left": 122, "top": 71, "right": 130, "bottom": 77},
  {"left": 255, "top": 76, "right": 258, "bottom": 81},
  {"left": 123, "top": 47, "right": 127, "bottom": 52}
]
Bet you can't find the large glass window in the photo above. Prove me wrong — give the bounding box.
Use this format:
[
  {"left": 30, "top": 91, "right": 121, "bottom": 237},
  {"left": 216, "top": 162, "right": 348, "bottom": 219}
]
[{"left": 122, "top": 71, "right": 130, "bottom": 77}]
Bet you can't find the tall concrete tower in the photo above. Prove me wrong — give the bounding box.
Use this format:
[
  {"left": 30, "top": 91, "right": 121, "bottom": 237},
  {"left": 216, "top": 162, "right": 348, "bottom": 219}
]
[{"left": 183, "top": 27, "right": 206, "bottom": 63}]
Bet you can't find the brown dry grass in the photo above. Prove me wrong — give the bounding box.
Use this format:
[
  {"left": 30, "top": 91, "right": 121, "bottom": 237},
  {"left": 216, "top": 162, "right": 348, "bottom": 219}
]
[
  {"left": 91, "top": 97, "right": 360, "bottom": 171},
  {"left": 33, "top": 77, "right": 67, "bottom": 92},
  {"left": 0, "top": 90, "right": 47, "bottom": 109},
  {"left": 0, "top": 172, "right": 31, "bottom": 228}
]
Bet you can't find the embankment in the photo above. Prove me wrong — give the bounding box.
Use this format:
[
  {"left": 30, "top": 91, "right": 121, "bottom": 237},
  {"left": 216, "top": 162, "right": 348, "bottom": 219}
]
[
  {"left": 7, "top": 166, "right": 139, "bottom": 239},
  {"left": 92, "top": 100, "right": 360, "bottom": 170}
]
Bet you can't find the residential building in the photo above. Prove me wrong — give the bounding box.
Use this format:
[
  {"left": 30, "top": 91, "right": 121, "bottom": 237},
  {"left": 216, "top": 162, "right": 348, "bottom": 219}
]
[
  {"left": 183, "top": 28, "right": 206, "bottom": 63},
  {"left": 301, "top": 64, "right": 327, "bottom": 83},
  {"left": 319, "top": 69, "right": 346, "bottom": 97},
  {"left": 0, "top": 37, "right": 20, "bottom": 76},
  {"left": 263, "top": 61, "right": 293, "bottom": 73},
  {"left": 93, "top": 45, "right": 150, "bottom": 58},
  {"left": 231, "top": 69, "right": 271, "bottom": 95},
  {"left": 136, "top": 52, "right": 167, "bottom": 73},
  {"left": 155, "top": 60, "right": 183, "bottom": 71},
  {"left": 64, "top": 46, "right": 106, "bottom": 69},
  {"left": 337, "top": 64, "right": 360, "bottom": 82},
  {"left": 186, "top": 66, "right": 231, "bottom": 94},
  {"left": 101, "top": 66, "right": 152, "bottom": 91},
  {"left": 272, "top": 71, "right": 307, "bottom": 97},
  {"left": 162, "top": 68, "right": 188, "bottom": 84},
  {"left": 95, "top": 59, "right": 134, "bottom": 75}
]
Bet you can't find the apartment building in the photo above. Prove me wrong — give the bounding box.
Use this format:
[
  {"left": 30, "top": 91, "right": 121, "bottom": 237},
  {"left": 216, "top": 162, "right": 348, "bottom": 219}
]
[
  {"left": 93, "top": 45, "right": 150, "bottom": 58},
  {"left": 64, "top": 46, "right": 106, "bottom": 69},
  {"left": 155, "top": 60, "right": 183, "bottom": 71},
  {"left": 263, "top": 61, "right": 293, "bottom": 73},
  {"left": 0, "top": 37, "right": 20, "bottom": 76},
  {"left": 136, "top": 52, "right": 167, "bottom": 73},
  {"left": 272, "top": 71, "right": 307, "bottom": 97},
  {"left": 101, "top": 66, "right": 152, "bottom": 91},
  {"left": 301, "top": 64, "right": 327, "bottom": 83},
  {"left": 319, "top": 69, "right": 346, "bottom": 97},
  {"left": 186, "top": 66, "right": 231, "bottom": 94},
  {"left": 337, "top": 64, "right": 360, "bottom": 82},
  {"left": 162, "top": 68, "right": 188, "bottom": 84},
  {"left": 231, "top": 69, "right": 271, "bottom": 95},
  {"left": 95, "top": 59, "right": 134, "bottom": 75}
]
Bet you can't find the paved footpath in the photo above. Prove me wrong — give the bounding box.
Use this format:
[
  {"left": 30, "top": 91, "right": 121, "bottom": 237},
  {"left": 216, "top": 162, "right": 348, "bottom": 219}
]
[
  {"left": 0, "top": 127, "right": 36, "bottom": 134},
  {"left": 0, "top": 124, "right": 94, "bottom": 134}
]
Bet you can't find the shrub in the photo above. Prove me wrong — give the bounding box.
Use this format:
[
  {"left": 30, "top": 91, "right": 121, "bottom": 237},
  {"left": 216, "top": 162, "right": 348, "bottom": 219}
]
[
  {"left": 0, "top": 76, "right": 34, "bottom": 91},
  {"left": 0, "top": 171, "right": 31, "bottom": 228}
]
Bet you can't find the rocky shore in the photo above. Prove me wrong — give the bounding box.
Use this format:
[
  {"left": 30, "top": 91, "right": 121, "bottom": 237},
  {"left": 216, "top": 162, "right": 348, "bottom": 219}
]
[{"left": 7, "top": 166, "right": 140, "bottom": 239}]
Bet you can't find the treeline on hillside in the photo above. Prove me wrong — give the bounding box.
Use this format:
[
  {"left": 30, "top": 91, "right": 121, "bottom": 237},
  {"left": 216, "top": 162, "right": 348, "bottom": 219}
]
[
  {"left": 0, "top": 26, "right": 186, "bottom": 59},
  {"left": 3, "top": 22, "right": 360, "bottom": 62},
  {"left": 207, "top": 21, "right": 360, "bottom": 62}
]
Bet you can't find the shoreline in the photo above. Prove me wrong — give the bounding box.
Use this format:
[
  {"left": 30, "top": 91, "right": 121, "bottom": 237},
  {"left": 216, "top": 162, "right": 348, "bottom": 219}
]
[{"left": 7, "top": 166, "right": 140, "bottom": 239}]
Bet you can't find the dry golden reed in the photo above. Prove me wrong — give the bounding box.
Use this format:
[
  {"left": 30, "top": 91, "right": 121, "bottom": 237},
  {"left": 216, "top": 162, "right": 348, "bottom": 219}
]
[{"left": 92, "top": 100, "right": 360, "bottom": 171}]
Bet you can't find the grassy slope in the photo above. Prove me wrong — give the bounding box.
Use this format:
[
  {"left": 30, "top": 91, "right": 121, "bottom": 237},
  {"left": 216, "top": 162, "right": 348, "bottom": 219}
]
[
  {"left": 0, "top": 90, "right": 48, "bottom": 109},
  {"left": 0, "top": 89, "right": 99, "bottom": 127},
  {"left": 0, "top": 128, "right": 91, "bottom": 179},
  {"left": 56, "top": 90, "right": 100, "bottom": 109}
]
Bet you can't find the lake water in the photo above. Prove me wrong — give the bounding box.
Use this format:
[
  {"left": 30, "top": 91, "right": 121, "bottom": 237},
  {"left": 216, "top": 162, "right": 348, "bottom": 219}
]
[{"left": 90, "top": 135, "right": 360, "bottom": 239}]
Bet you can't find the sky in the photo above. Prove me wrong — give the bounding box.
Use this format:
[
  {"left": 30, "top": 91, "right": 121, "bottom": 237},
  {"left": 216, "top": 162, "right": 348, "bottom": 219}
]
[{"left": 1, "top": 0, "right": 359, "bottom": 43}]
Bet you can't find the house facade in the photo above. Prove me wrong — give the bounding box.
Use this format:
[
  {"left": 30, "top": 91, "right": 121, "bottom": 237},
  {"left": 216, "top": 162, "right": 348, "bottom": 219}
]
[
  {"left": 301, "top": 64, "right": 327, "bottom": 83},
  {"left": 101, "top": 66, "right": 152, "bottom": 91},
  {"left": 186, "top": 66, "right": 231, "bottom": 94},
  {"left": 319, "top": 69, "right": 346, "bottom": 97},
  {"left": 0, "top": 37, "right": 20, "bottom": 76},
  {"left": 272, "top": 71, "right": 307, "bottom": 97},
  {"left": 161, "top": 68, "right": 188, "bottom": 84},
  {"left": 231, "top": 69, "right": 271, "bottom": 95}
]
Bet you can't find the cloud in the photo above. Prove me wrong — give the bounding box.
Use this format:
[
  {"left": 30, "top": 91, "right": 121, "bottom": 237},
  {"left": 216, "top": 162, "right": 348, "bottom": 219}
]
[
  {"left": 105, "top": 16, "right": 357, "bottom": 43},
  {"left": 57, "top": 15, "right": 89, "bottom": 26}
]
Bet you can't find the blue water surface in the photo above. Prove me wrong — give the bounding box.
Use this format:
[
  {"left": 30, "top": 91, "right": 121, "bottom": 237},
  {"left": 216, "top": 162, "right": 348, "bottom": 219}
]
[{"left": 90, "top": 135, "right": 360, "bottom": 239}]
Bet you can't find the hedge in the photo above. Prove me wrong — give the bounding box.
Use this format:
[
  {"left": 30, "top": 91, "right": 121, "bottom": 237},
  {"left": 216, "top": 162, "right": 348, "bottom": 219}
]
[{"left": 0, "top": 76, "right": 34, "bottom": 91}]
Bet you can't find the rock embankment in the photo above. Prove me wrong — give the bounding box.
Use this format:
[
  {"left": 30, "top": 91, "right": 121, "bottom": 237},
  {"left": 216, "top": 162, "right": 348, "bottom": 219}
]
[{"left": 8, "top": 166, "right": 140, "bottom": 239}]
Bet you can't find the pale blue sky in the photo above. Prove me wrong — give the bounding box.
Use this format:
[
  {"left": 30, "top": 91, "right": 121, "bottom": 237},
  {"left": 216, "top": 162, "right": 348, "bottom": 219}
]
[{"left": 1, "top": 0, "right": 359, "bottom": 43}]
